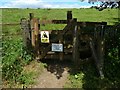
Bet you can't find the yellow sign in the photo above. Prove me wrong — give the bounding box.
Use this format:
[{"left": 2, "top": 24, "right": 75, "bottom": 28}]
[{"left": 41, "top": 31, "right": 49, "bottom": 43}]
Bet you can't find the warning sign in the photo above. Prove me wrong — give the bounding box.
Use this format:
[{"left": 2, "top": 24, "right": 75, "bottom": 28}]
[
  {"left": 52, "top": 43, "right": 63, "bottom": 52},
  {"left": 41, "top": 31, "right": 49, "bottom": 43}
]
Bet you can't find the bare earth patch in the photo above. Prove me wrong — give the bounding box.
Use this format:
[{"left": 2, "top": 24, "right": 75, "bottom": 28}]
[{"left": 32, "top": 60, "right": 70, "bottom": 88}]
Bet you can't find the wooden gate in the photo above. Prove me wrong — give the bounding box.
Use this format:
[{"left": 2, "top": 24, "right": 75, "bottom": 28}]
[{"left": 21, "top": 11, "right": 119, "bottom": 79}]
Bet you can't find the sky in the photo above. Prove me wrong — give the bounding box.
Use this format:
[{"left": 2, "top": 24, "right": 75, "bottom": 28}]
[{"left": 0, "top": 0, "right": 102, "bottom": 8}]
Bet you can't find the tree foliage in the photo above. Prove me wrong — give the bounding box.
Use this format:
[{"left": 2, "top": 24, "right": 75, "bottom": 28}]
[{"left": 79, "top": 0, "right": 120, "bottom": 11}]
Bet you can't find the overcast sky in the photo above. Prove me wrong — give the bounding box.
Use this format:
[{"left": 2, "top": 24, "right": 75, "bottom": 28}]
[{"left": 0, "top": 0, "right": 101, "bottom": 8}]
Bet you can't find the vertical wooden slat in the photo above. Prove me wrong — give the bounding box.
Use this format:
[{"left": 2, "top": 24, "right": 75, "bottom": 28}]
[
  {"left": 96, "top": 25, "right": 105, "bottom": 79},
  {"left": 59, "top": 32, "right": 63, "bottom": 61},
  {"left": 72, "top": 18, "right": 79, "bottom": 64},
  {"left": 97, "top": 37, "right": 105, "bottom": 79}
]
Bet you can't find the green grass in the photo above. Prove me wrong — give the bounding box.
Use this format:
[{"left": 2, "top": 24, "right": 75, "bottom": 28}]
[
  {"left": 2, "top": 8, "right": 119, "bottom": 33},
  {"left": 2, "top": 8, "right": 118, "bottom": 24},
  {"left": 2, "top": 8, "right": 118, "bottom": 32}
]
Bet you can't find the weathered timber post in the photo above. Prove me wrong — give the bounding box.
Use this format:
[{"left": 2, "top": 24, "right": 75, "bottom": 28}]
[
  {"left": 29, "top": 13, "right": 34, "bottom": 21},
  {"left": 72, "top": 18, "right": 79, "bottom": 65},
  {"left": 21, "top": 18, "right": 31, "bottom": 48},
  {"left": 31, "top": 18, "right": 40, "bottom": 60},
  {"left": 96, "top": 25, "right": 105, "bottom": 79},
  {"left": 29, "top": 13, "right": 34, "bottom": 41},
  {"left": 67, "top": 11, "right": 72, "bottom": 24}
]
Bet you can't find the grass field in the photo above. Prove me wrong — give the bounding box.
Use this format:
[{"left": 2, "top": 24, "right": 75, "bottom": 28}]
[
  {"left": 2, "top": 8, "right": 118, "bottom": 24},
  {"left": 2, "top": 8, "right": 119, "bottom": 33},
  {"left": 2, "top": 8, "right": 120, "bottom": 88}
]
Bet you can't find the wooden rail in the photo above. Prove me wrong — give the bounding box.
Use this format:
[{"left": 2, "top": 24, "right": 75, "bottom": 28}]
[
  {"left": 1, "top": 21, "right": 107, "bottom": 26},
  {"left": 1, "top": 22, "right": 107, "bottom": 27},
  {"left": 40, "top": 20, "right": 107, "bottom": 26}
]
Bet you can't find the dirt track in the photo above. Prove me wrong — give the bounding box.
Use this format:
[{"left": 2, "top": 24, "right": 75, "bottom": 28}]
[{"left": 33, "top": 60, "right": 71, "bottom": 88}]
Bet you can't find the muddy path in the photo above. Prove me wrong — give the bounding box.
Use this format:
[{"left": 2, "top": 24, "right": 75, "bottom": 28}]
[{"left": 33, "top": 59, "right": 72, "bottom": 88}]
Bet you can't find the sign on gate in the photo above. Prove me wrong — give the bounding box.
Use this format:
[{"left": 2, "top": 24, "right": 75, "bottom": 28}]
[
  {"left": 41, "top": 31, "right": 49, "bottom": 43},
  {"left": 52, "top": 43, "right": 63, "bottom": 52}
]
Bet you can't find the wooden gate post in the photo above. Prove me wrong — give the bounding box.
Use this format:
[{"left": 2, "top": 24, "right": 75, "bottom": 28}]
[
  {"left": 29, "top": 13, "right": 34, "bottom": 20},
  {"left": 31, "top": 18, "right": 40, "bottom": 60},
  {"left": 72, "top": 18, "right": 79, "bottom": 64},
  {"left": 67, "top": 11, "right": 72, "bottom": 23}
]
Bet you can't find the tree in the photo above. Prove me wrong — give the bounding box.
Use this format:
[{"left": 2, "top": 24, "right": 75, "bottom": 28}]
[
  {"left": 79, "top": 0, "right": 120, "bottom": 11},
  {"left": 96, "top": 1, "right": 119, "bottom": 11}
]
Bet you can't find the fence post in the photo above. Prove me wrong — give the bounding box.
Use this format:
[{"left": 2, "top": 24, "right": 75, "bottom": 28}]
[
  {"left": 21, "top": 18, "right": 31, "bottom": 48},
  {"left": 67, "top": 11, "right": 72, "bottom": 24},
  {"left": 31, "top": 18, "right": 40, "bottom": 60},
  {"left": 29, "top": 13, "right": 34, "bottom": 20}
]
